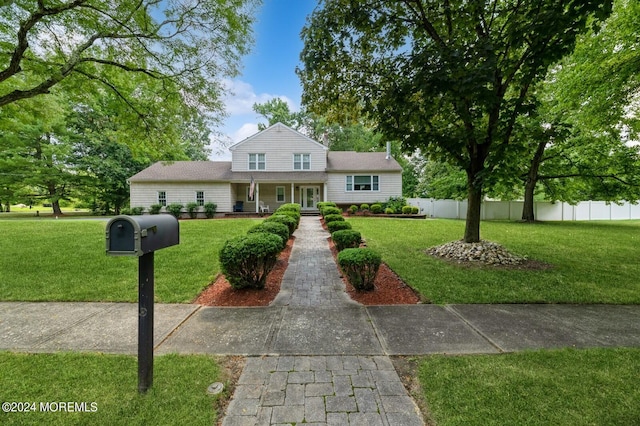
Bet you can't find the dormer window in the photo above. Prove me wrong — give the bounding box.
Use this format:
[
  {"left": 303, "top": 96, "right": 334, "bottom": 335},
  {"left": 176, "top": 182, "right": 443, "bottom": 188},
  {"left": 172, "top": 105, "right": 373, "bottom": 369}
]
[
  {"left": 293, "top": 153, "right": 310, "bottom": 170},
  {"left": 249, "top": 153, "right": 265, "bottom": 170}
]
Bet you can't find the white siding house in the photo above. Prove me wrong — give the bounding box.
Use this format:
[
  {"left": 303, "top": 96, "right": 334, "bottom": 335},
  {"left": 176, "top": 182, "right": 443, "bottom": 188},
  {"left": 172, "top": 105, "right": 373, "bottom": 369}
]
[{"left": 128, "top": 123, "right": 403, "bottom": 213}]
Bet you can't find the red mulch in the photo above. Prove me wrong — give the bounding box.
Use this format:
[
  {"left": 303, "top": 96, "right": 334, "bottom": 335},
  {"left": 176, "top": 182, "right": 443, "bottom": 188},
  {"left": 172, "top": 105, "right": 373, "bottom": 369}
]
[{"left": 194, "top": 222, "right": 422, "bottom": 307}]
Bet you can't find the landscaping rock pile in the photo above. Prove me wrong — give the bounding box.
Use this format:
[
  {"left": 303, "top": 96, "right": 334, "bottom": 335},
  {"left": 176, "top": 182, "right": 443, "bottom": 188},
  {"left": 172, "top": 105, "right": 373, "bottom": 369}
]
[{"left": 427, "top": 240, "right": 526, "bottom": 266}]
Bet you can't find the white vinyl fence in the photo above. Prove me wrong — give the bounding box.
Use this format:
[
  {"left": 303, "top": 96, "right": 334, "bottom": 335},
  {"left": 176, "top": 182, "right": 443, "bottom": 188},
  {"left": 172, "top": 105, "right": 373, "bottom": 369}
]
[{"left": 407, "top": 198, "right": 640, "bottom": 221}]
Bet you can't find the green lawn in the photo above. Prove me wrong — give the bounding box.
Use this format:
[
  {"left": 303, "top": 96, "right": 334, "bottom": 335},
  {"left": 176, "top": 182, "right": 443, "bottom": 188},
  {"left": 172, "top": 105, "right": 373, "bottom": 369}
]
[
  {"left": 0, "top": 218, "right": 260, "bottom": 303},
  {"left": 0, "top": 352, "right": 226, "bottom": 425},
  {"left": 348, "top": 218, "right": 640, "bottom": 304},
  {"left": 416, "top": 348, "right": 640, "bottom": 426}
]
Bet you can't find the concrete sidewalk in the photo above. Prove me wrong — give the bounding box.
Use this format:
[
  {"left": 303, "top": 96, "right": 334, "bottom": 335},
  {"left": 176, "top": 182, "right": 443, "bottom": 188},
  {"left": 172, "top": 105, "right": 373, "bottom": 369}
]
[{"left": 2, "top": 216, "right": 640, "bottom": 425}]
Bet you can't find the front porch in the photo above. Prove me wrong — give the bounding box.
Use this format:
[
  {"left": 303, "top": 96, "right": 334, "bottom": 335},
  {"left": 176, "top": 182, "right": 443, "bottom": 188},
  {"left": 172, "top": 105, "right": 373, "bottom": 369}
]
[{"left": 230, "top": 181, "right": 327, "bottom": 214}]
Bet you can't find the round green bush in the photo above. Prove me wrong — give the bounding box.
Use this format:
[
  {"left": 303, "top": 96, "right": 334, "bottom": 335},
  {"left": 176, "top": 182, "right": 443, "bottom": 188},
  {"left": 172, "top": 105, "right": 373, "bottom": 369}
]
[
  {"left": 275, "top": 203, "right": 301, "bottom": 213},
  {"left": 265, "top": 214, "right": 297, "bottom": 234},
  {"left": 167, "top": 203, "right": 183, "bottom": 218},
  {"left": 130, "top": 207, "right": 144, "bottom": 215},
  {"left": 186, "top": 202, "right": 199, "bottom": 219},
  {"left": 337, "top": 248, "right": 381, "bottom": 291},
  {"left": 402, "top": 205, "right": 413, "bottom": 214},
  {"left": 204, "top": 202, "right": 217, "bottom": 218},
  {"left": 321, "top": 206, "right": 341, "bottom": 217},
  {"left": 219, "top": 233, "right": 282, "bottom": 289},
  {"left": 149, "top": 204, "right": 162, "bottom": 215},
  {"left": 331, "top": 229, "right": 362, "bottom": 252},
  {"left": 348, "top": 205, "right": 358, "bottom": 214},
  {"left": 323, "top": 214, "right": 345, "bottom": 224},
  {"left": 360, "top": 203, "right": 370, "bottom": 211},
  {"left": 327, "top": 220, "right": 352, "bottom": 233},
  {"left": 247, "top": 222, "right": 290, "bottom": 250},
  {"left": 370, "top": 204, "right": 383, "bottom": 214},
  {"left": 317, "top": 202, "right": 337, "bottom": 210},
  {"left": 412, "top": 206, "right": 419, "bottom": 214},
  {"left": 384, "top": 207, "right": 395, "bottom": 214}
]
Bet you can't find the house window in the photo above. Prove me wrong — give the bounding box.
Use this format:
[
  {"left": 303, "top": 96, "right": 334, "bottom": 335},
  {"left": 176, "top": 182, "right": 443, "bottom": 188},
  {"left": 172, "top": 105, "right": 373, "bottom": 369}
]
[
  {"left": 158, "top": 191, "right": 167, "bottom": 206},
  {"left": 249, "top": 153, "right": 265, "bottom": 170},
  {"left": 293, "top": 153, "right": 310, "bottom": 170},
  {"left": 195, "top": 191, "right": 204, "bottom": 206},
  {"left": 345, "top": 175, "right": 379, "bottom": 191},
  {"left": 276, "top": 186, "right": 285, "bottom": 203}
]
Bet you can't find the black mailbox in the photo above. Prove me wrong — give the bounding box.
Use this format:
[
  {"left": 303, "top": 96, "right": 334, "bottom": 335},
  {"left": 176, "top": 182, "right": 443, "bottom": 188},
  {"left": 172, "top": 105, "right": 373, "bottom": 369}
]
[{"left": 106, "top": 215, "right": 179, "bottom": 256}]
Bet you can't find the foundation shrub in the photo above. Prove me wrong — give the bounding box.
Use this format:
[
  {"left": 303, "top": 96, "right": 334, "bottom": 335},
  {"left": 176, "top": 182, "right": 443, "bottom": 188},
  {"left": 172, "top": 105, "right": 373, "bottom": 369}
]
[
  {"left": 186, "top": 202, "right": 198, "bottom": 218},
  {"left": 130, "top": 207, "right": 144, "bottom": 215},
  {"left": 370, "top": 203, "right": 383, "bottom": 214},
  {"left": 348, "top": 205, "right": 358, "bottom": 214},
  {"left": 219, "top": 233, "right": 282, "bottom": 289},
  {"left": 149, "top": 204, "right": 162, "bottom": 215},
  {"left": 337, "top": 248, "right": 381, "bottom": 291},
  {"left": 360, "top": 203, "right": 370, "bottom": 211},
  {"left": 385, "top": 207, "right": 395, "bottom": 214},
  {"left": 323, "top": 214, "right": 345, "bottom": 224},
  {"left": 265, "top": 214, "right": 298, "bottom": 234},
  {"left": 412, "top": 206, "right": 420, "bottom": 214},
  {"left": 402, "top": 205, "right": 413, "bottom": 214},
  {"left": 167, "top": 203, "right": 183, "bottom": 218},
  {"left": 204, "top": 202, "right": 217, "bottom": 218},
  {"left": 247, "top": 222, "right": 289, "bottom": 250},
  {"left": 327, "top": 220, "right": 352, "bottom": 233},
  {"left": 331, "top": 229, "right": 362, "bottom": 252}
]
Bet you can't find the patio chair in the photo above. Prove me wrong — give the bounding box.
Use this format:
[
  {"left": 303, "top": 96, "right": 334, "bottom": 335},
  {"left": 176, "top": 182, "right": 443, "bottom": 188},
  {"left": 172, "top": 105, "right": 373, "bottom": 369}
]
[
  {"left": 259, "top": 201, "right": 270, "bottom": 213},
  {"left": 233, "top": 201, "right": 243, "bottom": 212}
]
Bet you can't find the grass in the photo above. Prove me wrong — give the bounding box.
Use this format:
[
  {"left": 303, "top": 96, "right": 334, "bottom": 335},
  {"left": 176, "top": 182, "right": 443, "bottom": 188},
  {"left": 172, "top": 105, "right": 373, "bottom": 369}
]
[
  {"left": 347, "top": 218, "right": 640, "bottom": 304},
  {"left": 0, "top": 218, "right": 260, "bottom": 303},
  {"left": 0, "top": 352, "right": 226, "bottom": 425},
  {"left": 416, "top": 348, "right": 640, "bottom": 426}
]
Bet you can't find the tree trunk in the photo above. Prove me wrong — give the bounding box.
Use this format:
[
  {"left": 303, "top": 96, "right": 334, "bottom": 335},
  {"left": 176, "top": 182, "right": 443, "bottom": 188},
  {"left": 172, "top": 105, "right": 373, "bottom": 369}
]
[
  {"left": 463, "top": 169, "right": 483, "bottom": 243},
  {"left": 521, "top": 141, "right": 547, "bottom": 222},
  {"left": 48, "top": 183, "right": 63, "bottom": 215}
]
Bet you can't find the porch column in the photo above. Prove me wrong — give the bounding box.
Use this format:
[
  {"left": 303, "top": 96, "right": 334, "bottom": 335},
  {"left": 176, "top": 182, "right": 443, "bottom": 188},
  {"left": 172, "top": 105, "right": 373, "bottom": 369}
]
[
  {"left": 290, "top": 183, "right": 295, "bottom": 205},
  {"left": 323, "top": 184, "right": 328, "bottom": 203},
  {"left": 255, "top": 182, "right": 260, "bottom": 213}
]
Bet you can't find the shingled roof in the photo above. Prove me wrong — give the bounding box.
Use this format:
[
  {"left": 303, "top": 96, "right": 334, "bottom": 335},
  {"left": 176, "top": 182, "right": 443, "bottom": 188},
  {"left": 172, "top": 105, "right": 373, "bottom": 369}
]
[
  {"left": 128, "top": 161, "right": 232, "bottom": 182},
  {"left": 326, "top": 151, "right": 402, "bottom": 172}
]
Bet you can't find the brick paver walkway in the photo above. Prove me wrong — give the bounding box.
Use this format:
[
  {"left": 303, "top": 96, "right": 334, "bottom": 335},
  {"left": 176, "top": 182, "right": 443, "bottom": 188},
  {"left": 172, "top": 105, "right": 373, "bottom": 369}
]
[{"left": 221, "top": 217, "right": 424, "bottom": 425}]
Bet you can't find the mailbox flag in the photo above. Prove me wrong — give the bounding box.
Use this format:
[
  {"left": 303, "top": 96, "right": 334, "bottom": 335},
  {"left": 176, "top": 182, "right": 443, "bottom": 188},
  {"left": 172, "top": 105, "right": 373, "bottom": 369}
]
[{"left": 249, "top": 175, "right": 255, "bottom": 200}]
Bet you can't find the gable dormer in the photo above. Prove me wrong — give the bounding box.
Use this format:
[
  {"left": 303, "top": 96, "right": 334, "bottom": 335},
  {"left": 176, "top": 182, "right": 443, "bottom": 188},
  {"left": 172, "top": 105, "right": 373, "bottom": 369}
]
[{"left": 229, "top": 122, "right": 328, "bottom": 172}]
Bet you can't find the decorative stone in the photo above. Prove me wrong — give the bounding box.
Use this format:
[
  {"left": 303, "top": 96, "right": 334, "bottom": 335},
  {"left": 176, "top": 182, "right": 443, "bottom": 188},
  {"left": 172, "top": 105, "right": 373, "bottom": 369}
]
[{"left": 426, "top": 240, "right": 526, "bottom": 266}]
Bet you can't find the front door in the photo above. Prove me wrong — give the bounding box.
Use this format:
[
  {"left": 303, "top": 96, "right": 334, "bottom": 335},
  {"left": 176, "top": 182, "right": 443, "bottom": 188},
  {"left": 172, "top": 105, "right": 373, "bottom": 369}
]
[{"left": 300, "top": 186, "right": 320, "bottom": 210}]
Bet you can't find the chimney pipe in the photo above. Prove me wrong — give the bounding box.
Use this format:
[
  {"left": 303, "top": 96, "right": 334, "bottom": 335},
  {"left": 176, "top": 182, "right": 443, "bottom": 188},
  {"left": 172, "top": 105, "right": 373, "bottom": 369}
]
[{"left": 386, "top": 142, "right": 391, "bottom": 160}]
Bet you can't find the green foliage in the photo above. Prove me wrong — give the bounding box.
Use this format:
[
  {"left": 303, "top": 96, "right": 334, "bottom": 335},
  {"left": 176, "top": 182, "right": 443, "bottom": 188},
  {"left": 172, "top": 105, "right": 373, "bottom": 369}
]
[
  {"left": 204, "top": 202, "right": 217, "bottom": 218},
  {"left": 370, "top": 203, "right": 383, "bottom": 214},
  {"left": 130, "top": 207, "right": 144, "bottom": 215},
  {"left": 323, "top": 214, "right": 345, "bottom": 224},
  {"left": 349, "top": 205, "right": 358, "bottom": 214},
  {"left": 317, "top": 201, "right": 337, "bottom": 210},
  {"left": 186, "top": 202, "right": 198, "bottom": 219},
  {"left": 247, "top": 222, "right": 289, "bottom": 250},
  {"left": 253, "top": 98, "right": 305, "bottom": 131},
  {"left": 276, "top": 203, "right": 302, "bottom": 213},
  {"left": 385, "top": 208, "right": 395, "bottom": 214},
  {"left": 149, "top": 204, "right": 162, "bottom": 215},
  {"left": 327, "top": 220, "right": 352, "bottom": 233},
  {"left": 402, "top": 205, "right": 413, "bottom": 214},
  {"left": 167, "top": 203, "right": 184, "bottom": 218},
  {"left": 331, "top": 229, "right": 362, "bottom": 252},
  {"left": 382, "top": 196, "right": 406, "bottom": 214},
  {"left": 321, "top": 206, "right": 342, "bottom": 217},
  {"left": 411, "top": 206, "right": 419, "bottom": 214},
  {"left": 264, "top": 214, "right": 298, "bottom": 235},
  {"left": 337, "top": 248, "right": 381, "bottom": 291},
  {"left": 219, "top": 233, "right": 282, "bottom": 290},
  {"left": 360, "top": 203, "right": 369, "bottom": 211}
]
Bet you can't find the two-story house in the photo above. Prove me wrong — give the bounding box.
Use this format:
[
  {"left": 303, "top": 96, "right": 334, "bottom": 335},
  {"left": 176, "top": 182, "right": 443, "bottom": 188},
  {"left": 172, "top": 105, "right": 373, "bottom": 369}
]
[{"left": 128, "top": 122, "right": 403, "bottom": 213}]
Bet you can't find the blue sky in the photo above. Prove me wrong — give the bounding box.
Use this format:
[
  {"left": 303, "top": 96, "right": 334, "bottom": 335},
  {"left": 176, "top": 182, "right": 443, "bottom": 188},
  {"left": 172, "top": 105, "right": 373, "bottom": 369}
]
[{"left": 213, "top": 0, "right": 318, "bottom": 159}]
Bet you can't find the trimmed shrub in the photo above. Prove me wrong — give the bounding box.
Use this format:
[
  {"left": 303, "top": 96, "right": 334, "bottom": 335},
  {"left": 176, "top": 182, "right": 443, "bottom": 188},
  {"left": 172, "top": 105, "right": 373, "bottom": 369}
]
[
  {"left": 323, "top": 214, "right": 345, "bottom": 224},
  {"left": 130, "top": 207, "right": 144, "bottom": 215},
  {"left": 402, "top": 205, "right": 413, "bottom": 214},
  {"left": 120, "top": 207, "right": 131, "bottom": 215},
  {"left": 321, "top": 206, "right": 341, "bottom": 217},
  {"left": 219, "top": 233, "right": 282, "bottom": 289},
  {"left": 360, "top": 203, "right": 370, "bottom": 211},
  {"left": 327, "top": 220, "right": 352, "bottom": 233},
  {"left": 247, "top": 222, "right": 289, "bottom": 250},
  {"left": 265, "top": 214, "right": 297, "bottom": 234},
  {"left": 149, "top": 204, "right": 162, "bottom": 215},
  {"left": 337, "top": 248, "right": 381, "bottom": 291},
  {"left": 167, "top": 203, "right": 184, "bottom": 218},
  {"left": 385, "top": 207, "right": 395, "bottom": 214},
  {"left": 370, "top": 203, "right": 383, "bottom": 214},
  {"left": 348, "top": 205, "right": 358, "bottom": 214},
  {"left": 276, "top": 203, "right": 301, "bottom": 213},
  {"left": 204, "top": 202, "right": 217, "bottom": 218},
  {"left": 412, "top": 206, "right": 419, "bottom": 214},
  {"left": 274, "top": 209, "right": 300, "bottom": 228},
  {"left": 383, "top": 196, "right": 406, "bottom": 214},
  {"left": 186, "top": 202, "right": 199, "bottom": 219},
  {"left": 317, "top": 201, "right": 337, "bottom": 210},
  {"left": 331, "top": 229, "right": 362, "bottom": 252}
]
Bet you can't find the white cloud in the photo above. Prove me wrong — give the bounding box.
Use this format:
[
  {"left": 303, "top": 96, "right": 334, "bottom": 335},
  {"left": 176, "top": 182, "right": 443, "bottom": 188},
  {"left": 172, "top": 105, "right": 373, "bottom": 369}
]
[
  {"left": 222, "top": 79, "right": 299, "bottom": 116},
  {"left": 232, "top": 123, "right": 259, "bottom": 142}
]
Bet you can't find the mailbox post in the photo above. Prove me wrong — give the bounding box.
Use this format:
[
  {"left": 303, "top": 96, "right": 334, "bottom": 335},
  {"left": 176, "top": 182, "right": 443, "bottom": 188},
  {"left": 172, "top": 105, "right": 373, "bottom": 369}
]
[{"left": 105, "top": 215, "right": 179, "bottom": 393}]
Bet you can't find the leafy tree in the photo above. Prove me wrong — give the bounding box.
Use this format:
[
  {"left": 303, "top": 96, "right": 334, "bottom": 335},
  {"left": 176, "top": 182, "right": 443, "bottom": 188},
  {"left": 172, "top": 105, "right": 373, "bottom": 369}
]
[
  {"left": 0, "top": 0, "right": 258, "bottom": 120},
  {"left": 299, "top": 0, "right": 612, "bottom": 242},
  {"left": 253, "top": 98, "right": 305, "bottom": 131}
]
